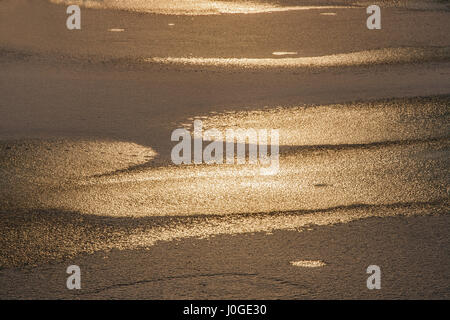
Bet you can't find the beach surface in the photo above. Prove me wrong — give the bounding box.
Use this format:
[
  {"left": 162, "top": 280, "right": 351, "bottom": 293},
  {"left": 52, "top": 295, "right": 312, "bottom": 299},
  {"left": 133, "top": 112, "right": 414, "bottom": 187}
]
[{"left": 0, "top": 0, "right": 449, "bottom": 299}]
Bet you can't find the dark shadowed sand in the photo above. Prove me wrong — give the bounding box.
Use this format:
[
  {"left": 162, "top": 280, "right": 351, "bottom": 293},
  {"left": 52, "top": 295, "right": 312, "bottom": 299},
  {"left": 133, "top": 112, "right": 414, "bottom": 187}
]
[{"left": 0, "top": 0, "right": 449, "bottom": 299}]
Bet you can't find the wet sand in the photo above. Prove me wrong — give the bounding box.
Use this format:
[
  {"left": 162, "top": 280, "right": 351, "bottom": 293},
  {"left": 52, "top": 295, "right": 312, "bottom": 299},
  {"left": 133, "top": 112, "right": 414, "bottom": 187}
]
[
  {"left": 1, "top": 0, "right": 450, "bottom": 60},
  {"left": 0, "top": 0, "right": 449, "bottom": 299},
  {"left": 1, "top": 215, "right": 449, "bottom": 299}
]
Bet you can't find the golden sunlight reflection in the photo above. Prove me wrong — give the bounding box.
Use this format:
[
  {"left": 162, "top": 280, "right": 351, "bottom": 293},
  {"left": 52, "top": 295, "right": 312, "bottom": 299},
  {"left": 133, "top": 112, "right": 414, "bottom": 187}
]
[
  {"left": 1, "top": 0, "right": 449, "bottom": 295},
  {"left": 272, "top": 52, "right": 298, "bottom": 56},
  {"left": 50, "top": 0, "right": 354, "bottom": 15},
  {"left": 184, "top": 99, "right": 448, "bottom": 146},
  {"left": 1, "top": 95, "right": 448, "bottom": 267},
  {"left": 146, "top": 47, "right": 450, "bottom": 68},
  {"left": 290, "top": 260, "right": 326, "bottom": 267},
  {"left": 2, "top": 97, "right": 447, "bottom": 221},
  {"left": 3, "top": 195, "right": 444, "bottom": 268},
  {"left": 2, "top": 96, "right": 443, "bottom": 220},
  {"left": 0, "top": 140, "right": 157, "bottom": 181}
]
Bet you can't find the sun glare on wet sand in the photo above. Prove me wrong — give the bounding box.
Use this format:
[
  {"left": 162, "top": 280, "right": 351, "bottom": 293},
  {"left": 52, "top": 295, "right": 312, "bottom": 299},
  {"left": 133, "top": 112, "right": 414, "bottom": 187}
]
[{"left": 0, "top": 0, "right": 449, "bottom": 302}]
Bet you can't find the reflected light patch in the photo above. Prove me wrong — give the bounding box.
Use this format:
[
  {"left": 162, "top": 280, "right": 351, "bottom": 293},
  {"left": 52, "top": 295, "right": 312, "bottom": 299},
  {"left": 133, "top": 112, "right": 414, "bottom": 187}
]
[
  {"left": 0, "top": 139, "right": 157, "bottom": 182},
  {"left": 272, "top": 52, "right": 298, "bottom": 56},
  {"left": 146, "top": 47, "right": 450, "bottom": 69},
  {"left": 49, "top": 0, "right": 354, "bottom": 15},
  {"left": 184, "top": 97, "right": 448, "bottom": 147},
  {"left": 290, "top": 260, "right": 326, "bottom": 268}
]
